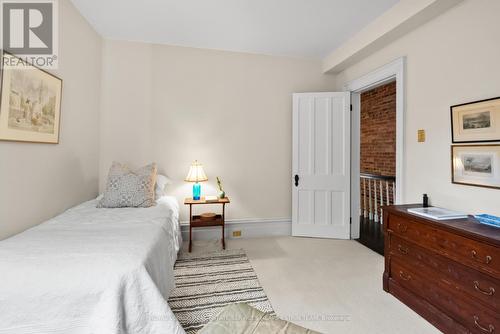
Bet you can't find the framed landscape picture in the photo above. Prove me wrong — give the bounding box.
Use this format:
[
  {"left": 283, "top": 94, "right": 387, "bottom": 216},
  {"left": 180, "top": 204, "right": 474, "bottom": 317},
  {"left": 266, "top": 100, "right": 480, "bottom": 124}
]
[
  {"left": 0, "top": 52, "right": 62, "bottom": 143},
  {"left": 451, "top": 145, "right": 500, "bottom": 189},
  {"left": 451, "top": 97, "right": 500, "bottom": 143}
]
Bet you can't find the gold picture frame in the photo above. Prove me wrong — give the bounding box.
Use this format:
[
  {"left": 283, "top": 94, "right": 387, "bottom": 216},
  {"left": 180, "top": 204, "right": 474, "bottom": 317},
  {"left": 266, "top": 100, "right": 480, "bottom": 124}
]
[
  {"left": 451, "top": 97, "right": 500, "bottom": 143},
  {"left": 451, "top": 145, "right": 500, "bottom": 189},
  {"left": 0, "top": 51, "right": 62, "bottom": 143}
]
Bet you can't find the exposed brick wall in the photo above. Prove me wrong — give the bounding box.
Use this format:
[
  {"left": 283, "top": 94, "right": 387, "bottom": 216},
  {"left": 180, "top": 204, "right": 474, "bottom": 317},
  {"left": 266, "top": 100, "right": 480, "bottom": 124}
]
[{"left": 360, "top": 81, "right": 396, "bottom": 177}]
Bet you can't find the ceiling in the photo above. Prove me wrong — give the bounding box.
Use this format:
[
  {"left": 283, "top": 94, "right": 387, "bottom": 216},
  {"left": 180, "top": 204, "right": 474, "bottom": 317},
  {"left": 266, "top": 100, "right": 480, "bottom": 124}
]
[{"left": 70, "top": 0, "right": 399, "bottom": 59}]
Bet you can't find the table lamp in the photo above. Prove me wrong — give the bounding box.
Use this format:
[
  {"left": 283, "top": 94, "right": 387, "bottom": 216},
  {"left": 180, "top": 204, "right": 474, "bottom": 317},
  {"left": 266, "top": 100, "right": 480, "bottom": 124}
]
[{"left": 185, "top": 160, "right": 208, "bottom": 200}]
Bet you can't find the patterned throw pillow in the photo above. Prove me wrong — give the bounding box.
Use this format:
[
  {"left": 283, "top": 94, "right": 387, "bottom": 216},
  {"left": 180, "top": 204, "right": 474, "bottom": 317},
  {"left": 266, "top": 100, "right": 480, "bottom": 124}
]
[{"left": 97, "top": 162, "right": 157, "bottom": 208}]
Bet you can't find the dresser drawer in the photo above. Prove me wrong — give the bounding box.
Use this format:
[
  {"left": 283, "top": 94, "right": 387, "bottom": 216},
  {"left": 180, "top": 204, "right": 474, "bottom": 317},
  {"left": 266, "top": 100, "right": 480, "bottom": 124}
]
[
  {"left": 389, "top": 235, "right": 500, "bottom": 310},
  {"left": 390, "top": 258, "right": 500, "bottom": 334},
  {"left": 388, "top": 213, "right": 500, "bottom": 279}
]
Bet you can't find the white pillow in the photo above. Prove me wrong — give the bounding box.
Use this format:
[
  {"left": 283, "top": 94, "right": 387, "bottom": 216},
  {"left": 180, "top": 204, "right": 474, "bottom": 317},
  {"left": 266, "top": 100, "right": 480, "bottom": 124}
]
[{"left": 155, "top": 174, "right": 171, "bottom": 198}]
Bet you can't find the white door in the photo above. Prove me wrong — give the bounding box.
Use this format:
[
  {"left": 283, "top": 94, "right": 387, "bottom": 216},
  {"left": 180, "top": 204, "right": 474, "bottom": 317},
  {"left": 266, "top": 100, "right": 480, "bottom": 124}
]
[{"left": 292, "top": 92, "right": 351, "bottom": 239}]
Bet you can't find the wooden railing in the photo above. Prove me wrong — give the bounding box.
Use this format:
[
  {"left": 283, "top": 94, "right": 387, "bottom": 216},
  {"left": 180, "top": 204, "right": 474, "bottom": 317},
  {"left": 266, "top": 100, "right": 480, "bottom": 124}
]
[{"left": 360, "top": 173, "right": 396, "bottom": 224}]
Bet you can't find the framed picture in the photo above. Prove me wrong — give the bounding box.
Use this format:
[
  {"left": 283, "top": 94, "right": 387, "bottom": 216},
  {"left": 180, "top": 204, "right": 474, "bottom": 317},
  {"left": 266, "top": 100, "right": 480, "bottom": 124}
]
[
  {"left": 0, "top": 52, "right": 62, "bottom": 143},
  {"left": 451, "top": 96, "right": 500, "bottom": 143},
  {"left": 451, "top": 145, "right": 500, "bottom": 189}
]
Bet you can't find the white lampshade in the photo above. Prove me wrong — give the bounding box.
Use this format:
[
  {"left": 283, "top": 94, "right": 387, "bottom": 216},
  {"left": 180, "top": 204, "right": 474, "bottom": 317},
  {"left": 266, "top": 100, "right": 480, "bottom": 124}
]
[{"left": 185, "top": 160, "right": 208, "bottom": 182}]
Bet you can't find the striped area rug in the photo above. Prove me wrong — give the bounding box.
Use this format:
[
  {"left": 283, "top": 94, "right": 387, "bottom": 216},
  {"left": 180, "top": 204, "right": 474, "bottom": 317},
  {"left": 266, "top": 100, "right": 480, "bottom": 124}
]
[{"left": 168, "top": 249, "right": 275, "bottom": 333}]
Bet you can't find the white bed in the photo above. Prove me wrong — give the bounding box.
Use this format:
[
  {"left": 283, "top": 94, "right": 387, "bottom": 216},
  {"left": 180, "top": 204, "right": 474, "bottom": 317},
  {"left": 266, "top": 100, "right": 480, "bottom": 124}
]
[{"left": 0, "top": 196, "right": 186, "bottom": 334}]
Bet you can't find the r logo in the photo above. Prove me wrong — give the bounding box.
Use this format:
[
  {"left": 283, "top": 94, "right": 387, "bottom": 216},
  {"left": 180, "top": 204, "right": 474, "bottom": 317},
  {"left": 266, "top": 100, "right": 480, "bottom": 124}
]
[{"left": 2, "top": 1, "right": 53, "bottom": 54}]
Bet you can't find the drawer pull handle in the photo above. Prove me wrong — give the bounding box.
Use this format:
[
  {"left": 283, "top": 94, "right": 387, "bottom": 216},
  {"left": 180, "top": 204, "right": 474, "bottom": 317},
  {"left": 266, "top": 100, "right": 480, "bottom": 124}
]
[
  {"left": 399, "top": 271, "right": 411, "bottom": 281},
  {"left": 473, "top": 316, "right": 495, "bottom": 333},
  {"left": 471, "top": 250, "right": 493, "bottom": 264},
  {"left": 397, "top": 223, "right": 408, "bottom": 233},
  {"left": 474, "top": 281, "right": 495, "bottom": 296},
  {"left": 397, "top": 245, "right": 409, "bottom": 255}
]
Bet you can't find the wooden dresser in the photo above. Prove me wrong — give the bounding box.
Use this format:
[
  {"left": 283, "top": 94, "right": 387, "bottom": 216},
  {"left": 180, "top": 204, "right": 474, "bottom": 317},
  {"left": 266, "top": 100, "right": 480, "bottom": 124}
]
[{"left": 383, "top": 205, "right": 500, "bottom": 334}]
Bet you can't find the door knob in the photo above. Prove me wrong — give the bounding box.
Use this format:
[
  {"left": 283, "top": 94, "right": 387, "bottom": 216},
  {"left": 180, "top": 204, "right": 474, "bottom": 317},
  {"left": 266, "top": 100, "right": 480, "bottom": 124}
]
[{"left": 294, "top": 175, "right": 299, "bottom": 187}]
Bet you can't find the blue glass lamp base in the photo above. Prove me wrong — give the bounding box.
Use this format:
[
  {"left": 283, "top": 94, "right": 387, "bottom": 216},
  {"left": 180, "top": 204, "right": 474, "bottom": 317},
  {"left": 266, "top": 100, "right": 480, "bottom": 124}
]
[{"left": 193, "top": 183, "right": 201, "bottom": 200}]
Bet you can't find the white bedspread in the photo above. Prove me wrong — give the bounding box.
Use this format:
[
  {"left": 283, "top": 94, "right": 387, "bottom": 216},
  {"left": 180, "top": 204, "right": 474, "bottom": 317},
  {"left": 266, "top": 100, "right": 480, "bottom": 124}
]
[{"left": 0, "top": 196, "right": 186, "bottom": 334}]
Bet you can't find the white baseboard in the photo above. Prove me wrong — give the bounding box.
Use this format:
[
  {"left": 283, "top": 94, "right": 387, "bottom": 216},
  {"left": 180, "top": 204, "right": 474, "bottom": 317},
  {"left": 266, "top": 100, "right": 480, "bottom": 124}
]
[{"left": 180, "top": 217, "right": 292, "bottom": 240}]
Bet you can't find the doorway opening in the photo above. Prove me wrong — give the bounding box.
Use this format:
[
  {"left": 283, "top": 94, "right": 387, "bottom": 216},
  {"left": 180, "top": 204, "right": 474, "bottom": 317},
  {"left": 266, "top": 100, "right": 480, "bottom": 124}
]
[
  {"left": 357, "top": 82, "right": 396, "bottom": 254},
  {"left": 346, "top": 57, "right": 405, "bottom": 254}
]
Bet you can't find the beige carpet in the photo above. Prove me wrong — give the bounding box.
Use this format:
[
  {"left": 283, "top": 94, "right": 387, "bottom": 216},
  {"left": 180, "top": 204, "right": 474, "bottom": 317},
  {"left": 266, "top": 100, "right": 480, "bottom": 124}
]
[{"left": 184, "top": 237, "right": 440, "bottom": 334}]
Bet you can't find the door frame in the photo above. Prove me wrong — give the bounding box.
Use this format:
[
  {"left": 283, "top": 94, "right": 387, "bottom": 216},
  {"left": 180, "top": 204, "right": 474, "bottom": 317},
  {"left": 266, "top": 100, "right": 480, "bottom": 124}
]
[{"left": 344, "top": 57, "right": 406, "bottom": 239}]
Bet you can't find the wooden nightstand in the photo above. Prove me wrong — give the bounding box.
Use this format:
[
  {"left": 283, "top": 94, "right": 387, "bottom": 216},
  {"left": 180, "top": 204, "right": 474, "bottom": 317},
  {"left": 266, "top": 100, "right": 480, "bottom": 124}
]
[{"left": 184, "top": 197, "right": 230, "bottom": 252}]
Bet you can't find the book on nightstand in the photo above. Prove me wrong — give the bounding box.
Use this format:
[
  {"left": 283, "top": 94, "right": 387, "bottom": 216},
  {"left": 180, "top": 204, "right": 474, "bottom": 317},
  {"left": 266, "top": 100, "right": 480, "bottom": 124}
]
[{"left": 205, "top": 195, "right": 219, "bottom": 203}]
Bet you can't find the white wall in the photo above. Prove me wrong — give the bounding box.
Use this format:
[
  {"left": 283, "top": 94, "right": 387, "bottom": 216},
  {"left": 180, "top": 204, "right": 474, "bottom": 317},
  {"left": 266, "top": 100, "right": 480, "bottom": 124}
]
[
  {"left": 0, "top": 0, "right": 102, "bottom": 240},
  {"left": 99, "top": 41, "right": 153, "bottom": 184},
  {"left": 100, "top": 40, "right": 336, "bottom": 221},
  {"left": 336, "top": 0, "right": 500, "bottom": 215}
]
